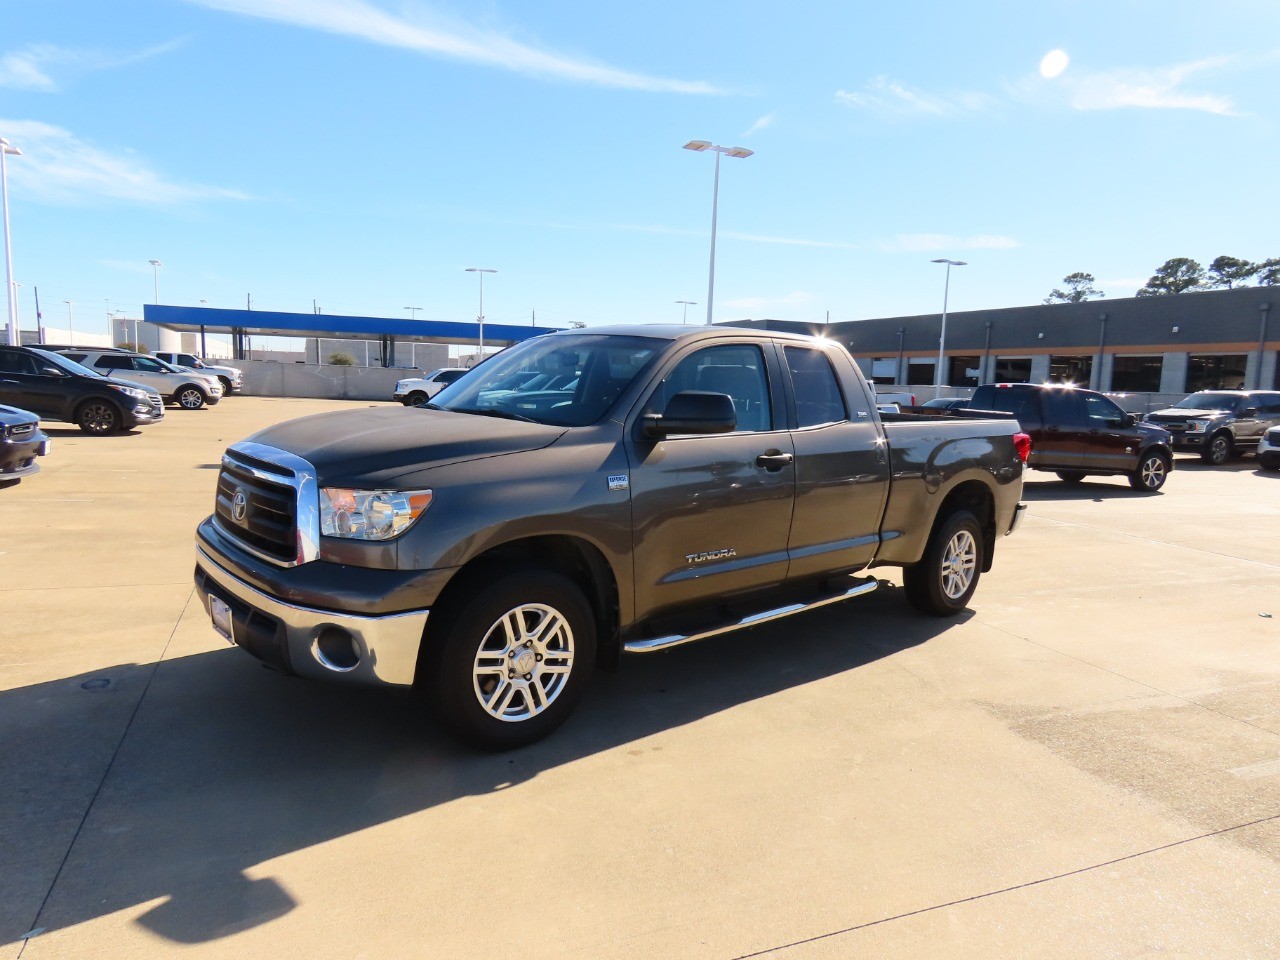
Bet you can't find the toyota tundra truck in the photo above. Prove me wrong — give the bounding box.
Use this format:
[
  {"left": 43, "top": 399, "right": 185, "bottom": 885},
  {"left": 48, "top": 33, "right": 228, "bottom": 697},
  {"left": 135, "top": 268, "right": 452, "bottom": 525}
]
[{"left": 194, "top": 326, "right": 1028, "bottom": 748}]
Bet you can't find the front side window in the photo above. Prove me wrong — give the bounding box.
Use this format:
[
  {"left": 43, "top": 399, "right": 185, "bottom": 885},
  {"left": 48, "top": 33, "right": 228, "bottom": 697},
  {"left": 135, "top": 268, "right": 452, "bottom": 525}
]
[
  {"left": 1081, "top": 393, "right": 1126, "bottom": 424},
  {"left": 785, "top": 347, "right": 847, "bottom": 428},
  {"left": 133, "top": 357, "right": 169, "bottom": 373},
  {"left": 647, "top": 344, "right": 772, "bottom": 433}
]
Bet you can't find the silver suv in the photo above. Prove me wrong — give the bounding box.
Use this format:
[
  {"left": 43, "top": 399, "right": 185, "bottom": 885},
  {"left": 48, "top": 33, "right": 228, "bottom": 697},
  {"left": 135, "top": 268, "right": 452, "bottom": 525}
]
[
  {"left": 1145, "top": 390, "right": 1280, "bottom": 464},
  {"left": 55, "top": 349, "right": 223, "bottom": 410},
  {"left": 153, "top": 352, "right": 243, "bottom": 393}
]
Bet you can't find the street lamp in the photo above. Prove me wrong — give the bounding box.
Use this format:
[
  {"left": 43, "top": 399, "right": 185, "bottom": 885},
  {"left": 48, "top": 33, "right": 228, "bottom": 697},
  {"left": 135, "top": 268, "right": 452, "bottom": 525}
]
[
  {"left": 683, "top": 140, "right": 753, "bottom": 326},
  {"left": 63, "top": 299, "right": 75, "bottom": 346},
  {"left": 404, "top": 306, "right": 422, "bottom": 320},
  {"left": 464, "top": 267, "right": 496, "bottom": 358},
  {"left": 675, "top": 300, "right": 697, "bottom": 324},
  {"left": 931, "top": 258, "right": 967, "bottom": 387},
  {"left": 149, "top": 259, "right": 162, "bottom": 304},
  {"left": 2, "top": 137, "right": 21, "bottom": 346}
]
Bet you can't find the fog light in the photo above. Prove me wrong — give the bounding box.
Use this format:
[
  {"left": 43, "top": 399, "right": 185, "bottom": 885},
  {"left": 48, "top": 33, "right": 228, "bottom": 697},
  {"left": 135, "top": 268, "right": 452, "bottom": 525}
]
[{"left": 312, "top": 626, "right": 360, "bottom": 672}]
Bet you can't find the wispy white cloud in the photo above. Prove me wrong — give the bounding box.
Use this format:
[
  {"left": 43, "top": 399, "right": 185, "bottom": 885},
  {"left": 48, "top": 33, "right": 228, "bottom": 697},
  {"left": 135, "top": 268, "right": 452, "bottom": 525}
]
[
  {"left": 835, "top": 76, "right": 995, "bottom": 118},
  {"left": 0, "top": 40, "right": 185, "bottom": 92},
  {"left": 1066, "top": 57, "right": 1237, "bottom": 115},
  {"left": 185, "top": 0, "right": 722, "bottom": 93},
  {"left": 879, "top": 234, "right": 1020, "bottom": 253},
  {"left": 722, "top": 291, "right": 813, "bottom": 311},
  {"left": 742, "top": 113, "right": 774, "bottom": 137},
  {"left": 0, "top": 119, "right": 250, "bottom": 206}
]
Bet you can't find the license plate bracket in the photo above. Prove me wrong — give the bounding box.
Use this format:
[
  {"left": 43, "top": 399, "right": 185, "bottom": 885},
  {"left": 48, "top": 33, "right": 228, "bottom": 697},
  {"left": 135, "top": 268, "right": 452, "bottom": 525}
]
[{"left": 209, "top": 595, "right": 235, "bottom": 645}]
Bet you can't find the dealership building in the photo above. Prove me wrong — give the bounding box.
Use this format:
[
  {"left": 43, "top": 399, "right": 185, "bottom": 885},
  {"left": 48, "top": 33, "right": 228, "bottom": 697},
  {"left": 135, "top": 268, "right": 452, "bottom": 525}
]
[{"left": 803, "top": 286, "right": 1278, "bottom": 396}]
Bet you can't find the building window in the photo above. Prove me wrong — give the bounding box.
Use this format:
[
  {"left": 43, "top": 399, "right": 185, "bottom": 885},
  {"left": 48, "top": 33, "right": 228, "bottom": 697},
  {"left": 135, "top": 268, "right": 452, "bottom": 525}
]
[
  {"left": 871, "top": 357, "right": 898, "bottom": 385},
  {"left": 947, "top": 355, "right": 981, "bottom": 387},
  {"left": 1110, "top": 356, "right": 1163, "bottom": 392},
  {"left": 906, "top": 361, "right": 935, "bottom": 385},
  {"left": 1048, "top": 355, "right": 1092, "bottom": 385},
  {"left": 1186, "top": 354, "right": 1247, "bottom": 391},
  {"left": 993, "top": 357, "right": 1032, "bottom": 383}
]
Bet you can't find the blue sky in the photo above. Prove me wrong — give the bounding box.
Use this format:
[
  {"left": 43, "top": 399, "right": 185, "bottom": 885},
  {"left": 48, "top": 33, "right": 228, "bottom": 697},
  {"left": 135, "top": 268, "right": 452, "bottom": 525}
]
[{"left": 3, "top": 0, "right": 1279, "bottom": 342}]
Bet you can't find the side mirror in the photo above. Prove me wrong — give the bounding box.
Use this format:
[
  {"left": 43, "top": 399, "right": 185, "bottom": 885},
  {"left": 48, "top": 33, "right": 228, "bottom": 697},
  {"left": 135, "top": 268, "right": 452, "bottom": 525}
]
[
  {"left": 642, "top": 390, "right": 736, "bottom": 439},
  {"left": 1241, "top": 406, "right": 1258, "bottom": 417},
  {"left": 40, "top": 366, "right": 67, "bottom": 378}
]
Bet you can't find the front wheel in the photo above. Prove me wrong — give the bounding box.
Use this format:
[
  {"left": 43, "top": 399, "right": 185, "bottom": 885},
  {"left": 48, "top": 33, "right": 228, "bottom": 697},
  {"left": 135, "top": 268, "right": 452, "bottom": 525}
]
[
  {"left": 404, "top": 391, "right": 428, "bottom": 407},
  {"left": 904, "top": 509, "right": 983, "bottom": 617},
  {"left": 422, "top": 568, "right": 596, "bottom": 750},
  {"left": 1129, "top": 450, "right": 1170, "bottom": 491},
  {"left": 1201, "top": 433, "right": 1232, "bottom": 465},
  {"left": 176, "top": 386, "right": 207, "bottom": 410},
  {"left": 75, "top": 399, "right": 122, "bottom": 435}
]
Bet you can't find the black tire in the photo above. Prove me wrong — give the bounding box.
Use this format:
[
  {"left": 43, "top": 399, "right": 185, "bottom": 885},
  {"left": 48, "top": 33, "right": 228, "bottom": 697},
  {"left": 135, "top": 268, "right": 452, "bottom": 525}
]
[
  {"left": 904, "top": 509, "right": 983, "bottom": 617},
  {"left": 75, "top": 399, "right": 122, "bottom": 435},
  {"left": 422, "top": 567, "right": 596, "bottom": 750},
  {"left": 1055, "top": 471, "right": 1087, "bottom": 484},
  {"left": 404, "top": 391, "right": 428, "bottom": 407},
  {"left": 217, "top": 376, "right": 233, "bottom": 393},
  {"left": 176, "top": 386, "right": 207, "bottom": 410},
  {"left": 1129, "top": 450, "right": 1170, "bottom": 491},
  {"left": 1201, "top": 433, "right": 1232, "bottom": 465}
]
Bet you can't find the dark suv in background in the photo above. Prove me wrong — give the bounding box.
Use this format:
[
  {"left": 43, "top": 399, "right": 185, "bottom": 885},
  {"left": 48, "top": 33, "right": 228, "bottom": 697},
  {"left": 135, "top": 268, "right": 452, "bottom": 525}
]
[
  {"left": 1143, "top": 390, "right": 1280, "bottom": 465},
  {"left": 0, "top": 346, "right": 165, "bottom": 434},
  {"left": 969, "top": 383, "right": 1174, "bottom": 491}
]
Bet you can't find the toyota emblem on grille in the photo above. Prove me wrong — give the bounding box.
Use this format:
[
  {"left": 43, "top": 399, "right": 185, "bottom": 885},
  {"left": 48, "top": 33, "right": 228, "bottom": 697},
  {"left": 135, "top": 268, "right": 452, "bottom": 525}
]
[{"left": 231, "top": 489, "right": 248, "bottom": 523}]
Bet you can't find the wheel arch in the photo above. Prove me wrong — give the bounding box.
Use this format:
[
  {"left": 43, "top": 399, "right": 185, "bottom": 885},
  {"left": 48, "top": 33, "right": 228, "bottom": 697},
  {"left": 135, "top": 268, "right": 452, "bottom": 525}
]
[{"left": 932, "top": 479, "right": 996, "bottom": 572}]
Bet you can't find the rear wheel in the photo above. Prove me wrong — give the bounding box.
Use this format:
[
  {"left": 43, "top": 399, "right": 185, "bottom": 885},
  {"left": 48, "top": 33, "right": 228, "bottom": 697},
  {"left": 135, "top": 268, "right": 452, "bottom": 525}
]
[
  {"left": 422, "top": 567, "right": 596, "bottom": 750},
  {"left": 176, "top": 386, "right": 207, "bottom": 410},
  {"left": 75, "top": 399, "right": 122, "bottom": 435},
  {"left": 1201, "top": 433, "right": 1232, "bottom": 465},
  {"left": 904, "top": 509, "right": 983, "bottom": 617},
  {"left": 1055, "top": 471, "right": 1087, "bottom": 484},
  {"left": 1129, "top": 450, "right": 1170, "bottom": 491}
]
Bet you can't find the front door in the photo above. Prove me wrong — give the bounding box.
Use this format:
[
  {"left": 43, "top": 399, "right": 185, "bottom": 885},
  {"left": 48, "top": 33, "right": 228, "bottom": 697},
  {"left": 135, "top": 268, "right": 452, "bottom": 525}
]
[
  {"left": 1078, "top": 392, "right": 1138, "bottom": 472},
  {"left": 626, "top": 342, "right": 795, "bottom": 623}
]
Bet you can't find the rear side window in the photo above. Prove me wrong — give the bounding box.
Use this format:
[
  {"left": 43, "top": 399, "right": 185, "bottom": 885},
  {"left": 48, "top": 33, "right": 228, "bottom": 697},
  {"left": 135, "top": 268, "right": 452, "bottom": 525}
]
[
  {"left": 95, "top": 355, "right": 130, "bottom": 370},
  {"left": 972, "top": 387, "right": 1038, "bottom": 425},
  {"left": 785, "top": 347, "right": 847, "bottom": 428},
  {"left": 1041, "top": 390, "right": 1083, "bottom": 425},
  {"left": 0, "top": 351, "right": 38, "bottom": 375}
]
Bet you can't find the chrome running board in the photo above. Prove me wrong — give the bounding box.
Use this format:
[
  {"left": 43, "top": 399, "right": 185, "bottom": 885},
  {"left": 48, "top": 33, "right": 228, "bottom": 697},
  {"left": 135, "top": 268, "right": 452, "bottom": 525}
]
[{"left": 624, "top": 576, "right": 879, "bottom": 654}]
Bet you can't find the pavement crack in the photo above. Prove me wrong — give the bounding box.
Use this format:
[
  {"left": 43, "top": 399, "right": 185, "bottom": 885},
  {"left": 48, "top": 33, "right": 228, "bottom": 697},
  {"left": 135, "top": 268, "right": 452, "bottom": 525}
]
[
  {"left": 15, "top": 586, "right": 192, "bottom": 958},
  {"left": 731, "top": 813, "right": 1280, "bottom": 959}
]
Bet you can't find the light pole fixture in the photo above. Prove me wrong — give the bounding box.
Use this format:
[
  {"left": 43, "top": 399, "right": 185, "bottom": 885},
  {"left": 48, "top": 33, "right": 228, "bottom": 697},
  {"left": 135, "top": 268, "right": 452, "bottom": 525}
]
[
  {"left": 683, "top": 140, "right": 753, "bottom": 326},
  {"left": 675, "top": 300, "right": 697, "bottom": 324},
  {"left": 404, "top": 306, "right": 422, "bottom": 320},
  {"left": 2, "top": 137, "right": 21, "bottom": 346},
  {"left": 63, "top": 299, "right": 75, "bottom": 346},
  {"left": 149, "top": 259, "right": 162, "bottom": 304},
  {"left": 464, "top": 267, "right": 496, "bottom": 357},
  {"left": 931, "top": 258, "right": 967, "bottom": 387}
]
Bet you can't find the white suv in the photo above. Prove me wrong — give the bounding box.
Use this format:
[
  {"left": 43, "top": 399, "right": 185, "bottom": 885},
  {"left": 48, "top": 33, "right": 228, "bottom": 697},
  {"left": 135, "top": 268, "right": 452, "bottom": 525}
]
[
  {"left": 153, "top": 352, "right": 244, "bottom": 393},
  {"left": 393, "top": 367, "right": 467, "bottom": 406},
  {"left": 54, "top": 350, "right": 223, "bottom": 409}
]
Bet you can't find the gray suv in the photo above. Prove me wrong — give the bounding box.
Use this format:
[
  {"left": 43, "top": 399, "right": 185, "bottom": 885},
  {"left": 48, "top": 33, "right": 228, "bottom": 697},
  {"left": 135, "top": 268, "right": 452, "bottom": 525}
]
[
  {"left": 55, "top": 350, "right": 223, "bottom": 410},
  {"left": 1145, "top": 390, "right": 1280, "bottom": 464}
]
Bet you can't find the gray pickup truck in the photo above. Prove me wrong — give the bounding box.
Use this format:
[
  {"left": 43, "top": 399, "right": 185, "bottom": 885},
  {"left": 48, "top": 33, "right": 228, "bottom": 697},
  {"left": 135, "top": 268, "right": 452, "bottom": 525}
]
[
  {"left": 194, "top": 326, "right": 1027, "bottom": 748},
  {"left": 1144, "top": 390, "right": 1280, "bottom": 465}
]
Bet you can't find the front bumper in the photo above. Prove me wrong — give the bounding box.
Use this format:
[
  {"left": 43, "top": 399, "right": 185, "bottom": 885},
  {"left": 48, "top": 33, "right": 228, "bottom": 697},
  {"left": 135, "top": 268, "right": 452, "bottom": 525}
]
[
  {"left": 1169, "top": 434, "right": 1209, "bottom": 451},
  {"left": 0, "top": 430, "right": 49, "bottom": 480},
  {"left": 194, "top": 541, "right": 430, "bottom": 687}
]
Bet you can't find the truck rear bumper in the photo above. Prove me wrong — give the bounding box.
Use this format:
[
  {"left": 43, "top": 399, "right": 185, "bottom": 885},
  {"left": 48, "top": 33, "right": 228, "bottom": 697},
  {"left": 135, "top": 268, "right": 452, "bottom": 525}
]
[
  {"left": 194, "top": 542, "right": 428, "bottom": 687},
  {"left": 1008, "top": 501, "right": 1028, "bottom": 534}
]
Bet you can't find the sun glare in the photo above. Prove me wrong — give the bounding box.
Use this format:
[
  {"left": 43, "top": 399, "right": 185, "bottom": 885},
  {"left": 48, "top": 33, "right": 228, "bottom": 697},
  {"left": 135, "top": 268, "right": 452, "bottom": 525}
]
[{"left": 1039, "top": 49, "right": 1070, "bottom": 79}]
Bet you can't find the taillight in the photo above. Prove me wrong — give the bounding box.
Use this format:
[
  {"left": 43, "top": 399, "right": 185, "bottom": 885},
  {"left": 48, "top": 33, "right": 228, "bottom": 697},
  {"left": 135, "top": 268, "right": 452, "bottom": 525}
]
[{"left": 1013, "top": 432, "right": 1032, "bottom": 463}]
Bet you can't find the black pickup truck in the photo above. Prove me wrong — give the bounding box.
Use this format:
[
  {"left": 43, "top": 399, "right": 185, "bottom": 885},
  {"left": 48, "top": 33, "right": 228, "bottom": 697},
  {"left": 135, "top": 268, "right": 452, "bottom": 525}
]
[
  {"left": 195, "top": 326, "right": 1028, "bottom": 748},
  {"left": 969, "top": 382, "right": 1174, "bottom": 491}
]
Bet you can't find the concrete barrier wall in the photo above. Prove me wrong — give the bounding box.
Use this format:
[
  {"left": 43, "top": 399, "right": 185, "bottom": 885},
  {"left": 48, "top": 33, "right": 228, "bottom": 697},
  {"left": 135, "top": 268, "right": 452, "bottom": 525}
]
[{"left": 237, "top": 360, "right": 423, "bottom": 401}]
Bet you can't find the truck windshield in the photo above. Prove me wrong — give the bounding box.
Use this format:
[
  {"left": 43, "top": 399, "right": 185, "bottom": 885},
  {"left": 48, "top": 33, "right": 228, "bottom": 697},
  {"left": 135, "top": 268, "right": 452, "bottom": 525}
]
[
  {"left": 1173, "top": 393, "right": 1239, "bottom": 411},
  {"left": 433, "top": 334, "right": 663, "bottom": 426}
]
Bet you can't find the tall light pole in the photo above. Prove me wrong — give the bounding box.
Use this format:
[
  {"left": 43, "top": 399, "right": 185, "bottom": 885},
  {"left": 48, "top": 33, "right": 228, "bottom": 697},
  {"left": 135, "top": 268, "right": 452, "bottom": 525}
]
[
  {"left": 683, "top": 140, "right": 753, "bottom": 326},
  {"left": 404, "top": 306, "right": 422, "bottom": 320},
  {"left": 63, "top": 299, "right": 75, "bottom": 346},
  {"left": 465, "top": 267, "right": 496, "bottom": 358},
  {"left": 149, "top": 259, "right": 162, "bottom": 304},
  {"left": 931, "top": 258, "right": 967, "bottom": 387},
  {"left": 2, "top": 137, "right": 21, "bottom": 346},
  {"left": 675, "top": 300, "right": 697, "bottom": 324}
]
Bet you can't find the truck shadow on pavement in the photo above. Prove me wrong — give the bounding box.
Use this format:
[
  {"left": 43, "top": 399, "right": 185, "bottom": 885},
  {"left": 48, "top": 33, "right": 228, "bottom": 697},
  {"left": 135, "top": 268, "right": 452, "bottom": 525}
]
[{"left": 4, "top": 584, "right": 952, "bottom": 947}]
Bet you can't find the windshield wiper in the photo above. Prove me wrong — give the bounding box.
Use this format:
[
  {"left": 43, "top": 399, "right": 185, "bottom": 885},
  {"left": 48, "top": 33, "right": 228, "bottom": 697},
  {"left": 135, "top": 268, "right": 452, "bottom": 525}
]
[{"left": 447, "top": 406, "right": 539, "bottom": 423}]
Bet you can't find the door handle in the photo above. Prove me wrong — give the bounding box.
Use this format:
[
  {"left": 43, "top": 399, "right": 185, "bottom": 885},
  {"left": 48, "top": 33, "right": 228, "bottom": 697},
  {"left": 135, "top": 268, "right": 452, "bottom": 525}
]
[{"left": 755, "top": 452, "right": 794, "bottom": 471}]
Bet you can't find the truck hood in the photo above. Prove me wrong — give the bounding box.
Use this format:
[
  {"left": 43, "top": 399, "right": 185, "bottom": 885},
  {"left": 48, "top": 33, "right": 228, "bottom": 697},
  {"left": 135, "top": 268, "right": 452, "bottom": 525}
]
[
  {"left": 246, "top": 407, "right": 567, "bottom": 486},
  {"left": 1146, "top": 406, "right": 1228, "bottom": 421}
]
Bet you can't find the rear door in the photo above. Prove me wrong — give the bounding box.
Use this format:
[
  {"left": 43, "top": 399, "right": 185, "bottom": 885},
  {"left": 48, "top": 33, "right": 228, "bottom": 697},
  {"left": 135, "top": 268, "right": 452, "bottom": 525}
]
[
  {"left": 782, "top": 344, "right": 889, "bottom": 578},
  {"left": 1036, "top": 389, "right": 1086, "bottom": 469},
  {"left": 625, "top": 341, "right": 795, "bottom": 622}
]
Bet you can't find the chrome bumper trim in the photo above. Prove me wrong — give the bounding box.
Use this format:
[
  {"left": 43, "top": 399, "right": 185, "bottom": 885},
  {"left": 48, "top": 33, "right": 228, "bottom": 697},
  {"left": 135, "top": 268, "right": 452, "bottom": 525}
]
[
  {"left": 1009, "top": 501, "right": 1027, "bottom": 534},
  {"left": 624, "top": 576, "right": 879, "bottom": 654},
  {"left": 195, "top": 543, "right": 428, "bottom": 687}
]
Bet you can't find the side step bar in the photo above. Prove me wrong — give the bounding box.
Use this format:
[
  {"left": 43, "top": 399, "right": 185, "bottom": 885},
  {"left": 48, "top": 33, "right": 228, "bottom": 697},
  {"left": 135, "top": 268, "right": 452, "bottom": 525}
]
[{"left": 624, "top": 576, "right": 879, "bottom": 654}]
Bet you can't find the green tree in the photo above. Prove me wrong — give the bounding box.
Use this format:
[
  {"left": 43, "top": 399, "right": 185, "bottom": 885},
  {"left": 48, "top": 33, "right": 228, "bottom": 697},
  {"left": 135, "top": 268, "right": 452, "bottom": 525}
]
[
  {"left": 1258, "top": 258, "right": 1280, "bottom": 286},
  {"left": 328, "top": 352, "right": 356, "bottom": 366},
  {"left": 1205, "top": 255, "right": 1261, "bottom": 289},
  {"left": 1043, "top": 272, "right": 1105, "bottom": 304},
  {"left": 1135, "top": 257, "right": 1205, "bottom": 296}
]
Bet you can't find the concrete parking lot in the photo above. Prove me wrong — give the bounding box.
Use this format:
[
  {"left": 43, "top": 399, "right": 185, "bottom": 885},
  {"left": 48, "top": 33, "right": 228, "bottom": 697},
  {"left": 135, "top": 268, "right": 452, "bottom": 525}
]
[{"left": 2, "top": 398, "right": 1278, "bottom": 959}]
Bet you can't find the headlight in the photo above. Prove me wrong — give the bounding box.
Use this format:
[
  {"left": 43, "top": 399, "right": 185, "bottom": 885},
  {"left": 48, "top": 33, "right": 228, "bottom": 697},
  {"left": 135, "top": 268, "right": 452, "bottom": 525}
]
[
  {"left": 320, "top": 488, "right": 433, "bottom": 541},
  {"left": 108, "top": 383, "right": 148, "bottom": 400},
  {"left": 1185, "top": 421, "right": 1205, "bottom": 433}
]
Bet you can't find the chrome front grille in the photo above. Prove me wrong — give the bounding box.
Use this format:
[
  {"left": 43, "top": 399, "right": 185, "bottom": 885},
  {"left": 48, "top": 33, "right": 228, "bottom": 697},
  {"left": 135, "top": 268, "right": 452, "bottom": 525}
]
[
  {"left": 213, "top": 443, "right": 320, "bottom": 567},
  {"left": 5, "top": 422, "right": 36, "bottom": 439}
]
